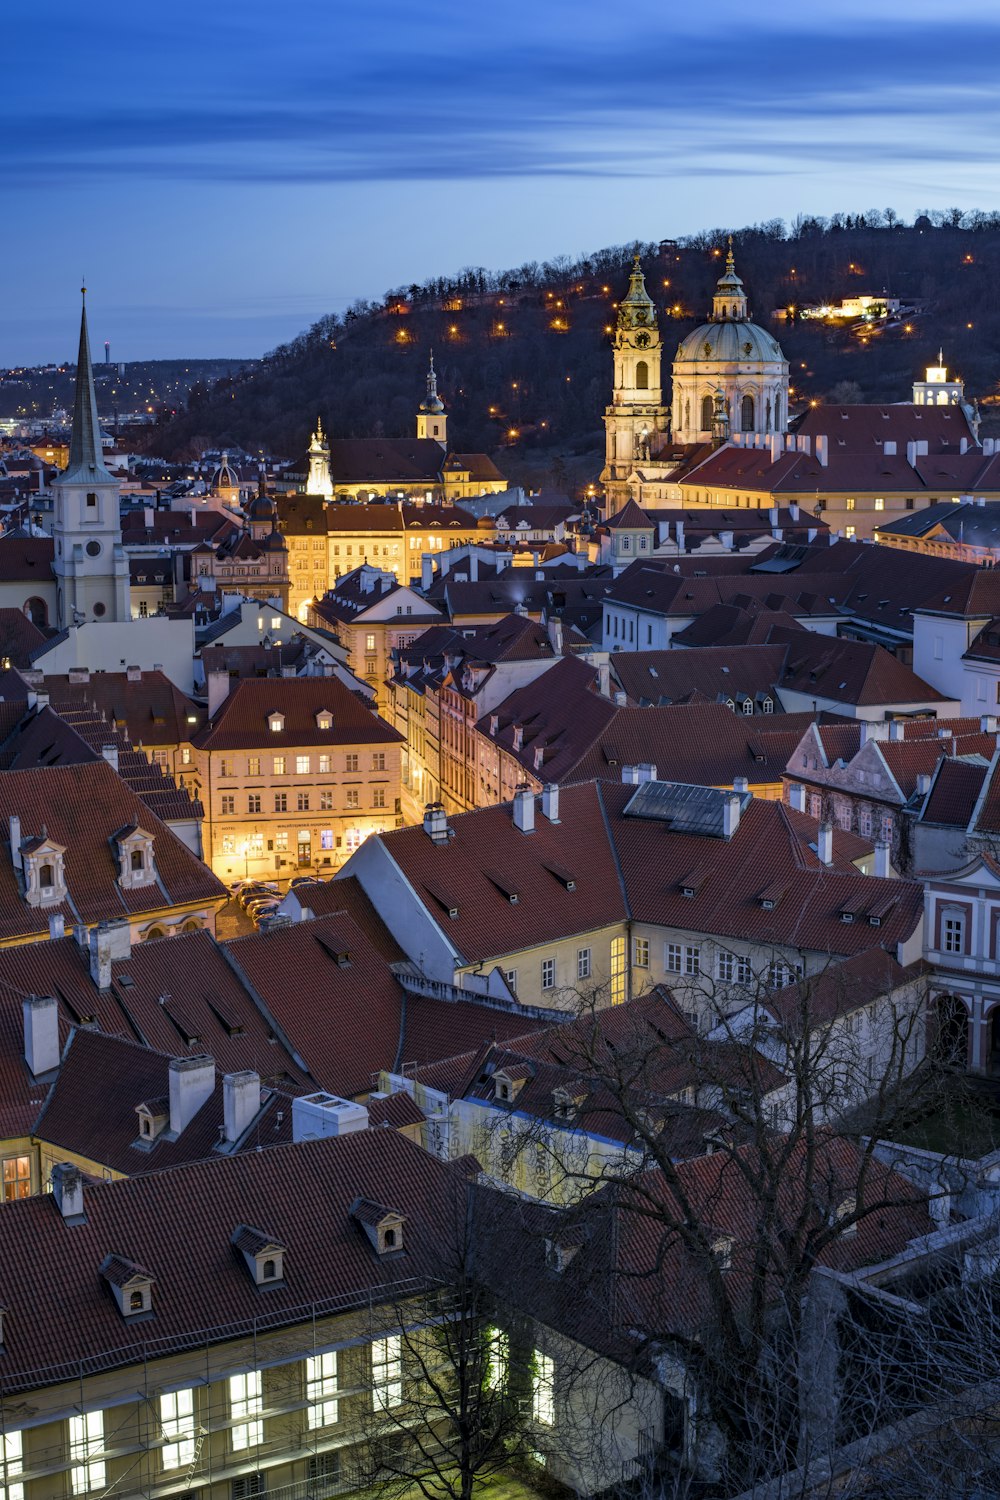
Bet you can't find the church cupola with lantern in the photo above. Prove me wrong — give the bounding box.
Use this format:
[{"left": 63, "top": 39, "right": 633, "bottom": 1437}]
[
  {"left": 600, "top": 256, "right": 670, "bottom": 506},
  {"left": 416, "top": 353, "right": 448, "bottom": 447},
  {"left": 306, "top": 417, "right": 333, "bottom": 499},
  {"left": 671, "top": 241, "right": 789, "bottom": 445}
]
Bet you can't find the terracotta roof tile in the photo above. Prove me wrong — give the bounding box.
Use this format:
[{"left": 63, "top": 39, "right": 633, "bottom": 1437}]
[{"left": 193, "top": 676, "right": 402, "bottom": 752}]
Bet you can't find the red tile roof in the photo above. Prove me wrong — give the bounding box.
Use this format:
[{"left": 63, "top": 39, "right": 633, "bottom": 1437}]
[
  {"left": 0, "top": 1128, "right": 467, "bottom": 1392},
  {"left": 770, "top": 627, "right": 948, "bottom": 707},
  {"left": 193, "top": 675, "right": 402, "bottom": 752},
  {"left": 921, "top": 757, "right": 990, "bottom": 828},
  {"left": 0, "top": 762, "right": 225, "bottom": 944},
  {"left": 41, "top": 669, "right": 205, "bottom": 747},
  {"left": 34, "top": 1028, "right": 297, "bottom": 1176}
]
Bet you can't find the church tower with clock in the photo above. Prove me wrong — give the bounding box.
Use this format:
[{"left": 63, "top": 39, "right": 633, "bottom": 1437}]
[{"left": 600, "top": 256, "right": 670, "bottom": 507}]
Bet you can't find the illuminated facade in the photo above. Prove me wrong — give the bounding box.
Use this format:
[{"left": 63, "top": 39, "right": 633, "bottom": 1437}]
[
  {"left": 913, "top": 352, "right": 966, "bottom": 407},
  {"left": 306, "top": 416, "right": 334, "bottom": 498},
  {"left": 600, "top": 256, "right": 672, "bottom": 507}
]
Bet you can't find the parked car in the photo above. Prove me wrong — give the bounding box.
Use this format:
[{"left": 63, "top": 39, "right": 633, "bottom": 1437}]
[
  {"left": 245, "top": 897, "right": 280, "bottom": 920},
  {"left": 289, "top": 875, "right": 321, "bottom": 890},
  {"left": 255, "top": 911, "right": 288, "bottom": 932}
]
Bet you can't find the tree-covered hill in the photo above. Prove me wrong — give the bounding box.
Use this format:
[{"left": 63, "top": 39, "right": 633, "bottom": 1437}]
[{"left": 142, "top": 211, "right": 1000, "bottom": 493}]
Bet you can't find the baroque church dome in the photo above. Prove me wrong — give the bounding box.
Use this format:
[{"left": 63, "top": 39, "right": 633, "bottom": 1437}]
[{"left": 674, "top": 247, "right": 784, "bottom": 366}]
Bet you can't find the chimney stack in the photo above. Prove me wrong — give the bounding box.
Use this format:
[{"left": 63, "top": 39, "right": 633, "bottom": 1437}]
[
  {"left": 788, "top": 782, "right": 806, "bottom": 813},
  {"left": 23, "top": 994, "right": 60, "bottom": 1077},
  {"left": 206, "top": 669, "right": 231, "bottom": 719},
  {"left": 168, "top": 1055, "right": 215, "bottom": 1136},
  {"left": 723, "top": 793, "right": 742, "bottom": 839},
  {"left": 814, "top": 436, "right": 828, "bottom": 468},
  {"left": 223, "top": 1071, "right": 261, "bottom": 1144},
  {"left": 597, "top": 661, "right": 611, "bottom": 699},
  {"left": 512, "top": 786, "right": 535, "bottom": 834},
  {"left": 915, "top": 772, "right": 932, "bottom": 797},
  {"left": 733, "top": 776, "right": 749, "bottom": 794},
  {"left": 874, "top": 841, "right": 892, "bottom": 879},
  {"left": 9, "top": 814, "right": 21, "bottom": 872},
  {"left": 51, "top": 1162, "right": 85, "bottom": 1222},
  {"left": 48, "top": 913, "right": 65, "bottom": 941},
  {"left": 541, "top": 784, "right": 560, "bottom": 823},
  {"left": 89, "top": 920, "right": 131, "bottom": 990},
  {"left": 547, "top": 617, "right": 563, "bottom": 656},
  {"left": 422, "top": 803, "right": 450, "bottom": 845},
  {"left": 889, "top": 720, "right": 904, "bottom": 742},
  {"left": 981, "top": 715, "right": 998, "bottom": 735},
  {"left": 818, "top": 823, "right": 833, "bottom": 866},
  {"left": 101, "top": 744, "right": 119, "bottom": 773}
]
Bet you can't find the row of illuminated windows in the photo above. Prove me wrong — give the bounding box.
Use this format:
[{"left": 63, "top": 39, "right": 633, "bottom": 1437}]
[
  {"left": 220, "top": 788, "right": 387, "bottom": 814},
  {"left": 215, "top": 753, "right": 387, "bottom": 778},
  {"left": 0, "top": 1342, "right": 407, "bottom": 1496},
  {"left": 220, "top": 826, "right": 377, "bottom": 856}
]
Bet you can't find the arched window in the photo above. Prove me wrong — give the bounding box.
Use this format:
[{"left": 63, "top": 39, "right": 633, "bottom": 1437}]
[
  {"left": 130, "top": 849, "right": 144, "bottom": 871},
  {"left": 741, "top": 394, "right": 755, "bottom": 431},
  {"left": 701, "top": 395, "right": 714, "bottom": 431},
  {"left": 39, "top": 862, "right": 54, "bottom": 888},
  {"left": 635, "top": 360, "right": 649, "bottom": 390},
  {"left": 144, "top": 926, "right": 165, "bottom": 941},
  {"left": 262, "top": 1258, "right": 277, "bottom": 1280},
  {"left": 774, "top": 394, "right": 782, "bottom": 429},
  {"left": 129, "top": 1290, "right": 144, "bottom": 1311},
  {"left": 384, "top": 1228, "right": 396, "bottom": 1248},
  {"left": 23, "top": 597, "right": 47, "bottom": 627}
]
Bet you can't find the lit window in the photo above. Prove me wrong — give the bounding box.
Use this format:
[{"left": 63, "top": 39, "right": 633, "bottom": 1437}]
[
  {"left": 248, "top": 757, "right": 260, "bottom": 777},
  {"left": 633, "top": 937, "right": 649, "bottom": 968},
  {"left": 318, "top": 754, "right": 331, "bottom": 773},
  {"left": 665, "top": 943, "right": 681, "bottom": 973},
  {"left": 306, "top": 1352, "right": 339, "bottom": 1429},
  {"left": 181, "top": 747, "right": 192, "bottom": 766},
  {"left": 345, "top": 753, "right": 359, "bottom": 772},
  {"left": 611, "top": 935, "right": 627, "bottom": 1004},
  {"left": 532, "top": 1351, "right": 555, "bottom": 1426},
  {"left": 346, "top": 789, "right": 359, "bottom": 810},
  {"left": 874, "top": 497, "right": 884, "bottom": 511},
  {"left": 275, "top": 831, "right": 288, "bottom": 852},
  {"left": 220, "top": 758, "right": 235, "bottom": 778},
  {"left": 845, "top": 526, "right": 856, "bottom": 539},
  {"left": 372, "top": 1335, "right": 402, "bottom": 1409},
  {"left": 70, "top": 1411, "right": 105, "bottom": 1494},
  {"left": 221, "top": 795, "right": 235, "bottom": 815},
  {"left": 366, "top": 633, "right": 376, "bottom": 652},
  {"left": 296, "top": 755, "right": 310, "bottom": 775},
  {"left": 229, "top": 1371, "right": 263, "bottom": 1450},
  {"left": 1, "top": 1156, "right": 30, "bottom": 1201},
  {"left": 160, "top": 1388, "right": 195, "bottom": 1470},
  {"left": 0, "top": 1429, "right": 23, "bottom": 1500},
  {"left": 485, "top": 1327, "right": 508, "bottom": 1391},
  {"left": 845, "top": 498, "right": 855, "bottom": 512},
  {"left": 577, "top": 947, "right": 591, "bottom": 980},
  {"left": 372, "top": 752, "right": 385, "bottom": 771},
  {"left": 320, "top": 791, "right": 333, "bottom": 810},
  {"left": 273, "top": 756, "right": 286, "bottom": 776},
  {"left": 373, "top": 788, "right": 385, "bottom": 809}
]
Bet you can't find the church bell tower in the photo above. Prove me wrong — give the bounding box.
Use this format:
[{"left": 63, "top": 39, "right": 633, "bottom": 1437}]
[
  {"left": 600, "top": 257, "right": 669, "bottom": 506},
  {"left": 416, "top": 352, "right": 448, "bottom": 447},
  {"left": 52, "top": 289, "right": 129, "bottom": 628}
]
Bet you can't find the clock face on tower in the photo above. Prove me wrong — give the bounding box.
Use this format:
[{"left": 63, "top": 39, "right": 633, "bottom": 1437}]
[{"left": 635, "top": 331, "right": 651, "bottom": 348}]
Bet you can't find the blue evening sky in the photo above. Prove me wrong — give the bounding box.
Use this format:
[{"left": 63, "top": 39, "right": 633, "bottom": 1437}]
[{"left": 4, "top": 0, "right": 998, "bottom": 362}]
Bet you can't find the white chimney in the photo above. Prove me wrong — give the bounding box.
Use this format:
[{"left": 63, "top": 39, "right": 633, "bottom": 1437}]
[
  {"left": 818, "top": 823, "right": 833, "bottom": 866},
  {"left": 769, "top": 434, "right": 783, "bottom": 462},
  {"left": 292, "top": 1091, "right": 368, "bottom": 1142},
  {"left": 597, "top": 661, "right": 611, "bottom": 699},
  {"left": 126, "top": 664, "right": 142, "bottom": 682},
  {"left": 637, "top": 763, "right": 657, "bottom": 783},
  {"left": 621, "top": 765, "right": 640, "bottom": 784},
  {"left": 541, "top": 784, "right": 560, "bottom": 823},
  {"left": 799, "top": 435, "right": 811, "bottom": 456},
  {"left": 723, "top": 793, "right": 742, "bottom": 839},
  {"left": 512, "top": 787, "right": 535, "bottom": 834},
  {"left": 421, "top": 554, "right": 434, "bottom": 591},
  {"left": 883, "top": 440, "right": 897, "bottom": 456},
  {"left": 422, "top": 803, "right": 449, "bottom": 844},
  {"left": 614, "top": 690, "right": 627, "bottom": 707},
  {"left": 981, "top": 715, "right": 998, "bottom": 734},
  {"left": 789, "top": 503, "right": 800, "bottom": 521},
  {"left": 916, "top": 772, "right": 932, "bottom": 796},
  {"left": 874, "top": 842, "right": 892, "bottom": 879},
  {"left": 206, "top": 669, "right": 231, "bottom": 718},
  {"left": 889, "top": 720, "right": 904, "bottom": 742},
  {"left": 168, "top": 1055, "right": 215, "bottom": 1136},
  {"left": 547, "top": 617, "right": 564, "bottom": 656},
  {"left": 676, "top": 520, "right": 685, "bottom": 552},
  {"left": 814, "top": 436, "right": 828, "bottom": 468},
  {"left": 89, "top": 920, "right": 131, "bottom": 989},
  {"left": 23, "top": 994, "right": 60, "bottom": 1077},
  {"left": 101, "top": 744, "right": 119, "bottom": 772},
  {"left": 9, "top": 814, "right": 21, "bottom": 872},
  {"left": 51, "top": 1162, "right": 85, "bottom": 1222},
  {"left": 48, "top": 913, "right": 65, "bottom": 940},
  {"left": 223, "top": 1071, "right": 260, "bottom": 1144},
  {"left": 733, "top": 776, "right": 749, "bottom": 794},
  {"left": 906, "top": 440, "right": 918, "bottom": 468}
]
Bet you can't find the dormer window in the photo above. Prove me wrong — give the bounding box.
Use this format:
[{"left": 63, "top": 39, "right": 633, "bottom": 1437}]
[
  {"left": 351, "top": 1198, "right": 406, "bottom": 1256},
  {"left": 232, "top": 1225, "right": 285, "bottom": 1286},
  {"left": 135, "top": 1098, "right": 169, "bottom": 1145},
  {"left": 832, "top": 1196, "right": 858, "bottom": 1234},
  {"left": 100, "top": 1255, "right": 155, "bottom": 1318},
  {"left": 21, "top": 837, "right": 67, "bottom": 909},
  {"left": 268, "top": 712, "right": 285, "bottom": 733},
  {"left": 493, "top": 1067, "right": 529, "bottom": 1103},
  {"left": 710, "top": 1234, "right": 734, "bottom": 1271},
  {"left": 315, "top": 710, "right": 333, "bottom": 730},
  {"left": 114, "top": 826, "right": 156, "bottom": 891}
]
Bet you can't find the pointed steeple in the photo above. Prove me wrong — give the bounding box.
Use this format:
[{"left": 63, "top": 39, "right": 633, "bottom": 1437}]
[
  {"left": 64, "top": 287, "right": 114, "bottom": 484},
  {"left": 420, "top": 350, "right": 444, "bottom": 414}
]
